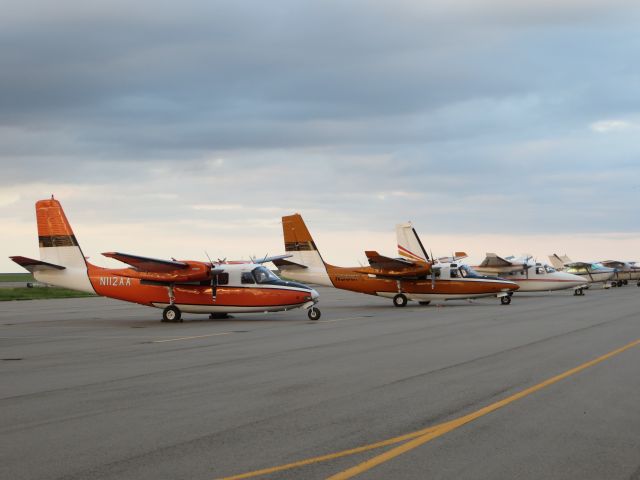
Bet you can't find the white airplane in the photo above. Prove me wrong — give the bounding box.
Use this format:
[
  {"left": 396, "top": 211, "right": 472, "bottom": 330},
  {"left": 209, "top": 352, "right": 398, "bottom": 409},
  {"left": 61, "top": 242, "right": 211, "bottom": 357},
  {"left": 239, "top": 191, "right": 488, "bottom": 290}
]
[
  {"left": 474, "top": 253, "right": 588, "bottom": 296},
  {"left": 599, "top": 260, "right": 640, "bottom": 287},
  {"left": 548, "top": 254, "right": 616, "bottom": 288}
]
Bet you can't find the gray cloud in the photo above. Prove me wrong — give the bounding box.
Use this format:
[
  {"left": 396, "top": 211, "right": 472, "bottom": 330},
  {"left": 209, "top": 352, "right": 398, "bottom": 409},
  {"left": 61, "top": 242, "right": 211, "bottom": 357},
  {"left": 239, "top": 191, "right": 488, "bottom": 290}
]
[{"left": 1, "top": 0, "right": 639, "bottom": 256}]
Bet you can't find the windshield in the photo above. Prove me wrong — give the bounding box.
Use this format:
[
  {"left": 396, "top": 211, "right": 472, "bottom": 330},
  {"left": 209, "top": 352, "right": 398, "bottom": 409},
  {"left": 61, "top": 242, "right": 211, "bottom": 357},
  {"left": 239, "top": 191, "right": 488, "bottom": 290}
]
[
  {"left": 545, "top": 265, "right": 556, "bottom": 273},
  {"left": 252, "top": 266, "right": 281, "bottom": 284},
  {"left": 459, "top": 264, "right": 482, "bottom": 278}
]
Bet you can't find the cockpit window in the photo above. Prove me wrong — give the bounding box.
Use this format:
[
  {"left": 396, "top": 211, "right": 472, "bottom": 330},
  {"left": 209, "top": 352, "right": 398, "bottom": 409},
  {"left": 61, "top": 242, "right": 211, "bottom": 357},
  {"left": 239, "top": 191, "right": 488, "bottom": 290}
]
[
  {"left": 252, "top": 266, "right": 280, "bottom": 284},
  {"left": 536, "top": 267, "right": 545, "bottom": 275},
  {"left": 545, "top": 265, "right": 556, "bottom": 273},
  {"left": 458, "top": 265, "right": 481, "bottom": 278},
  {"left": 450, "top": 268, "right": 459, "bottom": 278}
]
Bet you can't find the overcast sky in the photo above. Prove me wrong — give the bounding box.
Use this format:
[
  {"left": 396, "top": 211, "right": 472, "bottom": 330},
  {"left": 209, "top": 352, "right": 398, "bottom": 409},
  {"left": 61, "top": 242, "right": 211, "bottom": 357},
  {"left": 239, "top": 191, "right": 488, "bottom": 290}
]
[{"left": 1, "top": 0, "right": 639, "bottom": 271}]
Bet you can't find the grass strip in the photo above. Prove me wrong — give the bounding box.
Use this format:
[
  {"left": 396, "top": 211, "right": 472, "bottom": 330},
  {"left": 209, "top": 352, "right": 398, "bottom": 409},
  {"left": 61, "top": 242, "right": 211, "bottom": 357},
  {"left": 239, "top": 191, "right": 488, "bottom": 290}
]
[{"left": 0, "top": 287, "right": 96, "bottom": 301}]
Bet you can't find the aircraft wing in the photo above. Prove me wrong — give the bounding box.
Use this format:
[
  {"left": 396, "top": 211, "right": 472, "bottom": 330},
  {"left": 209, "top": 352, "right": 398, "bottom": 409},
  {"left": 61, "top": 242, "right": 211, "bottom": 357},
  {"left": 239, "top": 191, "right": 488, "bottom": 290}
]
[
  {"left": 252, "top": 254, "right": 293, "bottom": 265},
  {"left": 564, "top": 261, "right": 593, "bottom": 269},
  {"left": 354, "top": 251, "right": 430, "bottom": 278},
  {"left": 102, "top": 252, "right": 190, "bottom": 272},
  {"left": 365, "top": 251, "right": 416, "bottom": 269},
  {"left": 10, "top": 256, "right": 66, "bottom": 273}
]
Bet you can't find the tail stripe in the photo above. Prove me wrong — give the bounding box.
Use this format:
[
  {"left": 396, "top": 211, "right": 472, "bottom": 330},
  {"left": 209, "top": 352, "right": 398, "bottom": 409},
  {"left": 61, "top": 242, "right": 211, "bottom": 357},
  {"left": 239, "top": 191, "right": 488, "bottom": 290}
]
[{"left": 39, "top": 235, "right": 79, "bottom": 248}]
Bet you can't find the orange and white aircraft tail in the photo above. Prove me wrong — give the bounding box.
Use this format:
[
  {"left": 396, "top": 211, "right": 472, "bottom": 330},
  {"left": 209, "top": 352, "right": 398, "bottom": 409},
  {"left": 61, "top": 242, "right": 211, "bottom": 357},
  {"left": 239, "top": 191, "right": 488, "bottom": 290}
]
[
  {"left": 11, "top": 198, "right": 95, "bottom": 293},
  {"left": 395, "top": 222, "right": 430, "bottom": 263},
  {"left": 276, "top": 214, "right": 333, "bottom": 286}
]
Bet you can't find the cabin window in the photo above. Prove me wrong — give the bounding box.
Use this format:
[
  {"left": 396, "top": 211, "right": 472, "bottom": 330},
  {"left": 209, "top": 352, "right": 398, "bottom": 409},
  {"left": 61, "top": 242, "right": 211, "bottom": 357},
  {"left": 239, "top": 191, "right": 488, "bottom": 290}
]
[
  {"left": 536, "top": 267, "right": 545, "bottom": 275},
  {"left": 450, "top": 269, "right": 459, "bottom": 278},
  {"left": 216, "top": 273, "right": 229, "bottom": 285},
  {"left": 545, "top": 266, "right": 556, "bottom": 273},
  {"left": 241, "top": 272, "right": 255, "bottom": 284}
]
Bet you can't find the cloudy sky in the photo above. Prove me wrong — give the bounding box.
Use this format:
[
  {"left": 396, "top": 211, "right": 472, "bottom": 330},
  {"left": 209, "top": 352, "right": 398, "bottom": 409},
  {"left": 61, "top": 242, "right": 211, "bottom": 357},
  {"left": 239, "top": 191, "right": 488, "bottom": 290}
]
[{"left": 1, "top": 0, "right": 639, "bottom": 271}]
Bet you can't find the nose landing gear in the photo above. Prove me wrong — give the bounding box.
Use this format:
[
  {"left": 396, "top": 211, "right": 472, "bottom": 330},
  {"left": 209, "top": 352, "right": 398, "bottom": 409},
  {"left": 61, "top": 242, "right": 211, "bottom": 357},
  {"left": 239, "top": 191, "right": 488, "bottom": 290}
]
[
  {"left": 500, "top": 295, "right": 512, "bottom": 305},
  {"left": 308, "top": 307, "right": 321, "bottom": 321}
]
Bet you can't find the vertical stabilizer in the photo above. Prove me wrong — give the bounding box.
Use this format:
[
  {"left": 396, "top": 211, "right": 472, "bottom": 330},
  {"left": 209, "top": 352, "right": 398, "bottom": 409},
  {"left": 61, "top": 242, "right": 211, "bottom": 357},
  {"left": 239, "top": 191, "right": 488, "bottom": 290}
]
[
  {"left": 34, "top": 198, "right": 94, "bottom": 292},
  {"left": 396, "top": 222, "right": 430, "bottom": 263},
  {"left": 279, "top": 214, "right": 332, "bottom": 286}
]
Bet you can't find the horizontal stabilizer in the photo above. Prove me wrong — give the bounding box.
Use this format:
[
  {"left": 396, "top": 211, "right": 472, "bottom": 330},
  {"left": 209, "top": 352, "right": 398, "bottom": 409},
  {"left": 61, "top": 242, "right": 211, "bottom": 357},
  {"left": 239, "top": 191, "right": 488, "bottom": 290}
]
[
  {"left": 271, "top": 258, "right": 308, "bottom": 269},
  {"left": 10, "top": 256, "right": 66, "bottom": 273},
  {"left": 102, "top": 252, "right": 189, "bottom": 272},
  {"left": 479, "top": 253, "right": 513, "bottom": 268}
]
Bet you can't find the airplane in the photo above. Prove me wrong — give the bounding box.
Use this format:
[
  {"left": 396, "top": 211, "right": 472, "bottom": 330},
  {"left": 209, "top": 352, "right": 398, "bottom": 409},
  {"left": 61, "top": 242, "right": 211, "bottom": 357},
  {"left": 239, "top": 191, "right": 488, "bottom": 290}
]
[
  {"left": 473, "top": 253, "right": 588, "bottom": 296},
  {"left": 274, "top": 215, "right": 519, "bottom": 307},
  {"left": 599, "top": 260, "right": 640, "bottom": 287},
  {"left": 10, "top": 198, "right": 321, "bottom": 322},
  {"left": 548, "top": 254, "right": 616, "bottom": 288}
]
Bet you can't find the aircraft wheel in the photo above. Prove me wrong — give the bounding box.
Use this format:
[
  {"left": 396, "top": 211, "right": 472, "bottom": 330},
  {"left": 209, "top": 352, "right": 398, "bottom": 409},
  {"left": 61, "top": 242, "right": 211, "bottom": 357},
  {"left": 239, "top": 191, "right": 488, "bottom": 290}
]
[
  {"left": 574, "top": 288, "right": 584, "bottom": 296},
  {"left": 637, "top": 281, "right": 640, "bottom": 287},
  {"left": 623, "top": 280, "right": 628, "bottom": 285},
  {"left": 419, "top": 301, "right": 431, "bottom": 306},
  {"left": 393, "top": 294, "right": 408, "bottom": 307},
  {"left": 611, "top": 282, "right": 616, "bottom": 288},
  {"left": 500, "top": 295, "right": 511, "bottom": 305},
  {"left": 617, "top": 280, "right": 624, "bottom": 287},
  {"left": 308, "top": 307, "right": 321, "bottom": 321},
  {"left": 162, "top": 305, "right": 182, "bottom": 322}
]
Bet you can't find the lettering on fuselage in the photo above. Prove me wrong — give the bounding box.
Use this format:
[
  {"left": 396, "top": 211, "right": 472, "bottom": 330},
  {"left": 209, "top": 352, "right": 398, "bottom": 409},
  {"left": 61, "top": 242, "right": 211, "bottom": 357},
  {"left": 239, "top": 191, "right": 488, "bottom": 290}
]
[
  {"left": 99, "top": 277, "right": 132, "bottom": 287},
  {"left": 334, "top": 275, "right": 359, "bottom": 281}
]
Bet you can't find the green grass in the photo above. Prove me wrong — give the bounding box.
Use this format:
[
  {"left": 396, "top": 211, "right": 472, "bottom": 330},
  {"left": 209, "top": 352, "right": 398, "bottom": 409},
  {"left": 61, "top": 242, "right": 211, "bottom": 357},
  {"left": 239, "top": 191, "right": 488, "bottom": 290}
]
[
  {"left": 0, "top": 273, "right": 34, "bottom": 282},
  {"left": 0, "top": 287, "right": 96, "bottom": 301}
]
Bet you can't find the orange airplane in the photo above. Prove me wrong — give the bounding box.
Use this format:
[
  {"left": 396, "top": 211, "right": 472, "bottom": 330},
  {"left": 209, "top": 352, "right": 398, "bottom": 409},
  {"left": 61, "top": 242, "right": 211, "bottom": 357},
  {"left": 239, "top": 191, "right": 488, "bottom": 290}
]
[
  {"left": 274, "top": 214, "right": 519, "bottom": 306},
  {"left": 10, "top": 198, "right": 321, "bottom": 322}
]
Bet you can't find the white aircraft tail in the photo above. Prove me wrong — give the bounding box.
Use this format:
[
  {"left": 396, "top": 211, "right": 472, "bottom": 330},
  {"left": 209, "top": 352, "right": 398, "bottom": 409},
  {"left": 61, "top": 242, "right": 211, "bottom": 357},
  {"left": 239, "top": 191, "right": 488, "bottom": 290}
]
[
  {"left": 276, "top": 214, "right": 333, "bottom": 286},
  {"left": 10, "top": 198, "right": 94, "bottom": 293},
  {"left": 548, "top": 253, "right": 572, "bottom": 269},
  {"left": 396, "top": 222, "right": 430, "bottom": 263}
]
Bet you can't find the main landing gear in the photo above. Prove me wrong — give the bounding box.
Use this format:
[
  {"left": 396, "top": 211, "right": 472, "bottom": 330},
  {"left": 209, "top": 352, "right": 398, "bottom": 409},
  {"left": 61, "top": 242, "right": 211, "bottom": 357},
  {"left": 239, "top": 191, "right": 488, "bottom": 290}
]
[
  {"left": 500, "top": 295, "right": 511, "bottom": 305},
  {"left": 162, "top": 305, "right": 182, "bottom": 322},
  {"left": 308, "top": 307, "right": 321, "bottom": 321},
  {"left": 573, "top": 288, "right": 585, "bottom": 296},
  {"left": 393, "top": 294, "right": 408, "bottom": 307}
]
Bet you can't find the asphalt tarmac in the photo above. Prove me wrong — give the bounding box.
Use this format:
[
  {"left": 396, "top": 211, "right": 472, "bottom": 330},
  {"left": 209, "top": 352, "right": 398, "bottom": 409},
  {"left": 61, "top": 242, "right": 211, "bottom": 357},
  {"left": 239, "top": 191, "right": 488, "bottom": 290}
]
[{"left": 1, "top": 285, "right": 639, "bottom": 480}]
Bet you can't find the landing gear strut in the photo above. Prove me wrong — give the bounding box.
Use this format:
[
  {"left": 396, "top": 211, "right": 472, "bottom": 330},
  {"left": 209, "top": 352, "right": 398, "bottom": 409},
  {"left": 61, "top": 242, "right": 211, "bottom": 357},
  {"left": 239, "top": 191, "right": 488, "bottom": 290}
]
[
  {"left": 393, "top": 294, "right": 408, "bottom": 307},
  {"left": 308, "top": 307, "right": 321, "bottom": 321},
  {"left": 162, "top": 305, "right": 182, "bottom": 322}
]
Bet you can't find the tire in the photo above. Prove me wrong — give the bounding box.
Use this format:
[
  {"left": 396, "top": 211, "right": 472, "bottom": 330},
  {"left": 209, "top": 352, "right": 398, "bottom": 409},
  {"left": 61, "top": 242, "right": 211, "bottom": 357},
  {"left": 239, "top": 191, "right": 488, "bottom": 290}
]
[
  {"left": 611, "top": 282, "right": 616, "bottom": 288},
  {"left": 308, "top": 307, "right": 321, "bottom": 321},
  {"left": 500, "top": 295, "right": 511, "bottom": 305},
  {"left": 162, "top": 305, "right": 182, "bottom": 322},
  {"left": 393, "top": 294, "right": 408, "bottom": 307},
  {"left": 419, "top": 301, "right": 431, "bottom": 306},
  {"left": 623, "top": 280, "right": 628, "bottom": 285},
  {"left": 617, "top": 280, "right": 623, "bottom": 287}
]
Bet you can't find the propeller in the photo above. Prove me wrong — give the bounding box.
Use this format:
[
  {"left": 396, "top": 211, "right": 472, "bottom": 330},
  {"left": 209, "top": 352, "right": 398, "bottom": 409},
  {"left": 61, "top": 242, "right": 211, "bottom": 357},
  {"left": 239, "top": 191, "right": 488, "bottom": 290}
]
[{"left": 430, "top": 249, "right": 436, "bottom": 290}]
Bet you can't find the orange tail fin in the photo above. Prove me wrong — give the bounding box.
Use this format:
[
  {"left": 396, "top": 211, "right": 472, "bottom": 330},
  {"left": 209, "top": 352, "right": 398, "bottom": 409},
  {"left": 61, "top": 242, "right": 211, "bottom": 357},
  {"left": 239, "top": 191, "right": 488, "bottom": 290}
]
[{"left": 36, "top": 198, "right": 79, "bottom": 247}]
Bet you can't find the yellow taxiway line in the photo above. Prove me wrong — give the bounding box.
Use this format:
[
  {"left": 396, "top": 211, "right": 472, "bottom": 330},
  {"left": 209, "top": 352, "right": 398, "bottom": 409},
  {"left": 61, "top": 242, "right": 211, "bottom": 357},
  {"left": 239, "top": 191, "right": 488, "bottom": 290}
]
[
  {"left": 218, "top": 337, "right": 640, "bottom": 480},
  {"left": 152, "top": 332, "right": 234, "bottom": 343}
]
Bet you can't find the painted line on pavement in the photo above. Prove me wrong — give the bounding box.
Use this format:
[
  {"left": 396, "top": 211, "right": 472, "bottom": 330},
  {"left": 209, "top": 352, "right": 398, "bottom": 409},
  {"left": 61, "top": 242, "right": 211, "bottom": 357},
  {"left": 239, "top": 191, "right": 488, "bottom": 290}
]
[
  {"left": 217, "top": 337, "right": 640, "bottom": 480},
  {"left": 152, "top": 332, "right": 234, "bottom": 343}
]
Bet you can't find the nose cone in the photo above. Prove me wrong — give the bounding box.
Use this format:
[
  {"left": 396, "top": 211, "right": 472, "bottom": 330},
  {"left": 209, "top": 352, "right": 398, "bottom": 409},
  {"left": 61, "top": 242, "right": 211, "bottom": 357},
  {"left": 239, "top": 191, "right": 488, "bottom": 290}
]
[{"left": 508, "top": 282, "right": 520, "bottom": 291}]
